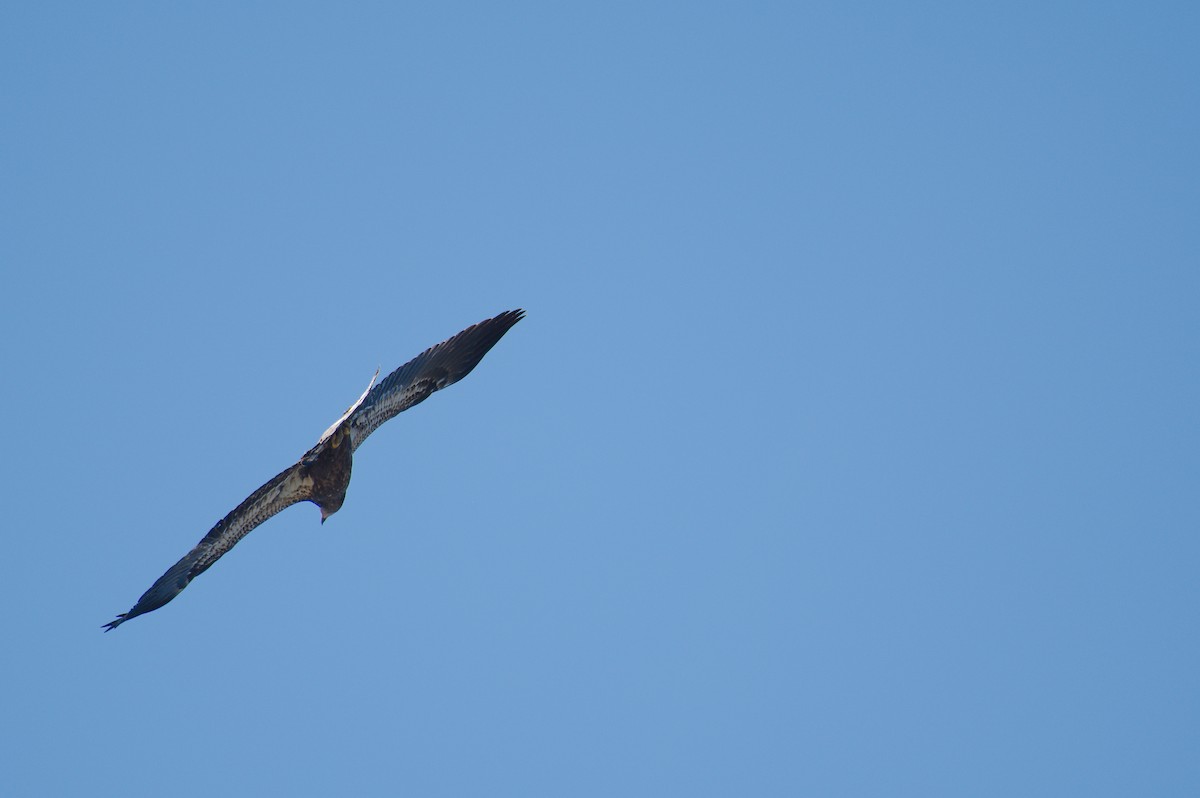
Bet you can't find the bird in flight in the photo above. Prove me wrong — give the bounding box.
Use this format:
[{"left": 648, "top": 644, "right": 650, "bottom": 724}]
[{"left": 104, "top": 309, "right": 524, "bottom": 631}]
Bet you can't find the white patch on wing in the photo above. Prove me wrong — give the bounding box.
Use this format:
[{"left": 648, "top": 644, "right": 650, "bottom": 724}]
[
  {"left": 318, "top": 368, "right": 379, "bottom": 444},
  {"left": 280, "top": 468, "right": 315, "bottom": 501}
]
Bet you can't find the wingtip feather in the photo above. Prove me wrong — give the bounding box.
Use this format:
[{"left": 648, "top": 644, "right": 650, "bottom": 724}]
[{"left": 102, "top": 615, "right": 126, "bottom": 632}]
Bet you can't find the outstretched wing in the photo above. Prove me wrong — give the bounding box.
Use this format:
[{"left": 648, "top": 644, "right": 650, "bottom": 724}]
[
  {"left": 318, "top": 368, "right": 379, "bottom": 445},
  {"left": 347, "top": 309, "right": 524, "bottom": 452},
  {"left": 104, "top": 462, "right": 314, "bottom": 631}
]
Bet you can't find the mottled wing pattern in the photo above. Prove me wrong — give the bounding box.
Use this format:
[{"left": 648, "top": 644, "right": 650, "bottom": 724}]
[
  {"left": 103, "top": 463, "right": 315, "bottom": 631},
  {"left": 347, "top": 309, "right": 524, "bottom": 452},
  {"left": 318, "top": 368, "right": 379, "bottom": 446}
]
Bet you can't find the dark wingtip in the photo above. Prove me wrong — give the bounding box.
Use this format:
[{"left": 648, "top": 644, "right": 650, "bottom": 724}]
[{"left": 103, "top": 614, "right": 128, "bottom": 633}]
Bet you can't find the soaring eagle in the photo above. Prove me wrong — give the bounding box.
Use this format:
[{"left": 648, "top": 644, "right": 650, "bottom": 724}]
[{"left": 104, "top": 309, "right": 524, "bottom": 631}]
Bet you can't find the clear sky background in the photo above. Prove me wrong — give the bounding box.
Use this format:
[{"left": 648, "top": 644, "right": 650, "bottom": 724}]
[{"left": 1, "top": 3, "right": 1196, "bottom": 796}]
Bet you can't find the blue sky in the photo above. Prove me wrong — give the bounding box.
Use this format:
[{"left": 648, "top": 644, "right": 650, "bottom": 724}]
[{"left": 2, "top": 3, "right": 1197, "bottom": 795}]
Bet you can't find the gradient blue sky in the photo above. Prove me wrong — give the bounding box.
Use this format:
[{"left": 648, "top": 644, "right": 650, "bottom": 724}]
[{"left": 2, "top": 3, "right": 1197, "bottom": 796}]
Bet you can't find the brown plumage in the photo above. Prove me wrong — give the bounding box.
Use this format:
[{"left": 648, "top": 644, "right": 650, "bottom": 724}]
[{"left": 104, "top": 309, "right": 524, "bottom": 631}]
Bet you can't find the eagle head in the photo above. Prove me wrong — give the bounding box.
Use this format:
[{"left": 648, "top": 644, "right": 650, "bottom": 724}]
[{"left": 319, "top": 497, "right": 344, "bottom": 524}]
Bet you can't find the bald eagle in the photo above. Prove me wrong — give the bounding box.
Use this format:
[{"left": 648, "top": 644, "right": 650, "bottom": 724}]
[{"left": 104, "top": 310, "right": 524, "bottom": 631}]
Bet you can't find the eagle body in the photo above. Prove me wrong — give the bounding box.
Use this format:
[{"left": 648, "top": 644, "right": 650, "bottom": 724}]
[
  {"left": 308, "top": 425, "right": 354, "bottom": 522},
  {"left": 104, "top": 309, "right": 524, "bottom": 631}
]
